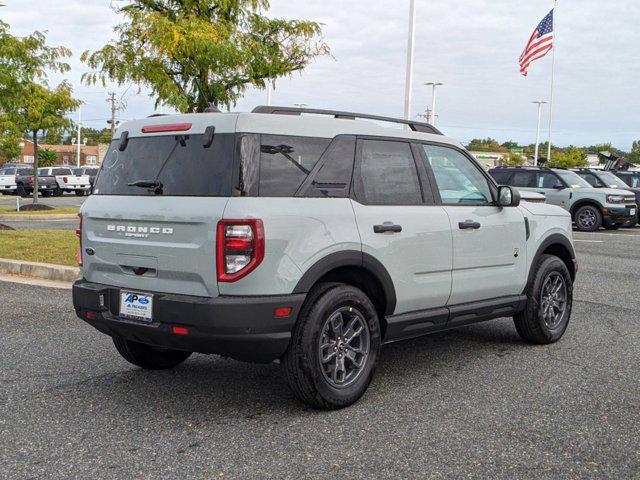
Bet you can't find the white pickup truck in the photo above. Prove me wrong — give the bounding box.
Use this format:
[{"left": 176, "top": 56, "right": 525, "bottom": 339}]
[
  {"left": 0, "top": 166, "right": 18, "bottom": 195},
  {"left": 38, "top": 167, "right": 91, "bottom": 196}
]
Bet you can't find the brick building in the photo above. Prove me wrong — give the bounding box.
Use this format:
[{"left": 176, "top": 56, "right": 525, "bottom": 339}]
[{"left": 17, "top": 140, "right": 109, "bottom": 166}]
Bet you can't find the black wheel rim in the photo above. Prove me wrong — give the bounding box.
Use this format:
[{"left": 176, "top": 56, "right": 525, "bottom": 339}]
[
  {"left": 578, "top": 208, "right": 597, "bottom": 228},
  {"left": 540, "top": 272, "right": 567, "bottom": 329},
  {"left": 318, "top": 306, "right": 370, "bottom": 388}
]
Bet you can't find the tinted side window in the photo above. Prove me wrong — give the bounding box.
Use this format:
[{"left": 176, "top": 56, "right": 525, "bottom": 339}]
[
  {"left": 259, "top": 135, "right": 331, "bottom": 197},
  {"left": 423, "top": 145, "right": 492, "bottom": 205},
  {"left": 357, "top": 140, "right": 422, "bottom": 205},
  {"left": 537, "top": 172, "right": 561, "bottom": 188},
  {"left": 301, "top": 136, "right": 356, "bottom": 198},
  {"left": 511, "top": 171, "right": 535, "bottom": 187},
  {"left": 490, "top": 171, "right": 511, "bottom": 184}
]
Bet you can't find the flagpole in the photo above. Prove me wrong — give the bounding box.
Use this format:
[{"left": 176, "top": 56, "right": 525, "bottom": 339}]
[{"left": 546, "top": 0, "right": 558, "bottom": 161}]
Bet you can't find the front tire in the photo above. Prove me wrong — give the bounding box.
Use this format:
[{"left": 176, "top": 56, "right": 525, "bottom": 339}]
[
  {"left": 514, "top": 254, "right": 573, "bottom": 344},
  {"left": 112, "top": 337, "right": 191, "bottom": 370},
  {"left": 574, "top": 205, "right": 602, "bottom": 231},
  {"left": 282, "top": 283, "right": 381, "bottom": 410}
]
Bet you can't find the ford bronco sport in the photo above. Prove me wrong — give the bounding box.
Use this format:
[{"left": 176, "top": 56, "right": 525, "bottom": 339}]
[
  {"left": 490, "top": 166, "right": 636, "bottom": 231},
  {"left": 73, "top": 107, "right": 577, "bottom": 409}
]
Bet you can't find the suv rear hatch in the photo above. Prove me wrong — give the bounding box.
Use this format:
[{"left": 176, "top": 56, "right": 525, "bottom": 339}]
[{"left": 82, "top": 128, "right": 237, "bottom": 298}]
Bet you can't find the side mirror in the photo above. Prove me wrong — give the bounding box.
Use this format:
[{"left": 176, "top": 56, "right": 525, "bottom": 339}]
[
  {"left": 553, "top": 183, "right": 565, "bottom": 190},
  {"left": 498, "top": 186, "right": 520, "bottom": 207}
]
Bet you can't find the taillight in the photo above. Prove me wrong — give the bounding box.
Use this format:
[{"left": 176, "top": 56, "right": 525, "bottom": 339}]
[
  {"left": 76, "top": 213, "right": 83, "bottom": 267},
  {"left": 27, "top": 177, "right": 33, "bottom": 184},
  {"left": 63, "top": 177, "right": 68, "bottom": 183},
  {"left": 216, "top": 219, "right": 264, "bottom": 282}
]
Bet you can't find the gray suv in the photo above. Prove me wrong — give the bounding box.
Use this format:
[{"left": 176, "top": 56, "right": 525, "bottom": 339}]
[
  {"left": 490, "top": 166, "right": 637, "bottom": 231},
  {"left": 73, "top": 107, "right": 577, "bottom": 409}
]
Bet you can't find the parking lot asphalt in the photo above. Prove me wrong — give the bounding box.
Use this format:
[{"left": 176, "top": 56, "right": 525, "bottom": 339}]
[{"left": 1, "top": 232, "right": 639, "bottom": 479}]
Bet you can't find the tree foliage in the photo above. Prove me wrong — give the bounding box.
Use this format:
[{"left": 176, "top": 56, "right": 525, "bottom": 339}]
[
  {"left": 466, "top": 138, "right": 507, "bottom": 153},
  {"left": 0, "top": 20, "right": 80, "bottom": 202},
  {"left": 501, "top": 151, "right": 526, "bottom": 166},
  {"left": 81, "top": 0, "right": 330, "bottom": 112},
  {"left": 37, "top": 147, "right": 58, "bottom": 167},
  {"left": 628, "top": 140, "right": 640, "bottom": 164},
  {"left": 547, "top": 146, "right": 587, "bottom": 168}
]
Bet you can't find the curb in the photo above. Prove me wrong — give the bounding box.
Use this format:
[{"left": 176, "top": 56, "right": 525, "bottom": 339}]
[
  {"left": 0, "top": 214, "right": 78, "bottom": 221},
  {"left": 0, "top": 258, "right": 79, "bottom": 283}
]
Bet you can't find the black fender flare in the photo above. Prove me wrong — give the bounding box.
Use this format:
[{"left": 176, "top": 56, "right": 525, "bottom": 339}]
[
  {"left": 292, "top": 250, "right": 397, "bottom": 316},
  {"left": 570, "top": 199, "right": 604, "bottom": 216},
  {"left": 526, "top": 233, "right": 577, "bottom": 290}
]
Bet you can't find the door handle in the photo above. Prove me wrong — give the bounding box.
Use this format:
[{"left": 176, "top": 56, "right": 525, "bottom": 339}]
[
  {"left": 374, "top": 222, "right": 403, "bottom": 234},
  {"left": 458, "top": 220, "right": 481, "bottom": 230}
]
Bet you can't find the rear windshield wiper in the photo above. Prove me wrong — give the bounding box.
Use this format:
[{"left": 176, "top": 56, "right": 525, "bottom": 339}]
[{"left": 127, "top": 180, "right": 163, "bottom": 194}]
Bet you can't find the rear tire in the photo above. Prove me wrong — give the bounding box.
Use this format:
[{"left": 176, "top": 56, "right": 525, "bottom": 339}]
[
  {"left": 282, "top": 283, "right": 381, "bottom": 410},
  {"left": 75, "top": 190, "right": 85, "bottom": 196},
  {"left": 574, "top": 205, "right": 602, "bottom": 232},
  {"left": 514, "top": 254, "right": 573, "bottom": 344},
  {"left": 53, "top": 188, "right": 63, "bottom": 197},
  {"left": 16, "top": 184, "right": 28, "bottom": 197},
  {"left": 112, "top": 336, "right": 191, "bottom": 370}
]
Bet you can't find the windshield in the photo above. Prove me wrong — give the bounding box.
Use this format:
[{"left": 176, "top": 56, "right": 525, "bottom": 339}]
[
  {"left": 555, "top": 170, "right": 591, "bottom": 189},
  {"left": 597, "top": 171, "right": 630, "bottom": 189},
  {"left": 93, "top": 133, "right": 235, "bottom": 196}
]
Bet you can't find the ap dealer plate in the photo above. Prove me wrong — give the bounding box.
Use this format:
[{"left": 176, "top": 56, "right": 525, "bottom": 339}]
[{"left": 119, "top": 291, "right": 153, "bottom": 322}]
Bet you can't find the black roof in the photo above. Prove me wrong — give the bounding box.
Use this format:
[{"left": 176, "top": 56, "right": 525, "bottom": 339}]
[{"left": 252, "top": 105, "right": 443, "bottom": 135}]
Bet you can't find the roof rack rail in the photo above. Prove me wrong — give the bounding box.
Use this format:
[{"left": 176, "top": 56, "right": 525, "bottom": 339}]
[{"left": 251, "top": 106, "right": 443, "bottom": 135}]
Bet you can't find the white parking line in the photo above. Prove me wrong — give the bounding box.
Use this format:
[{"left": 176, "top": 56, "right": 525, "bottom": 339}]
[
  {"left": 574, "top": 232, "right": 640, "bottom": 238},
  {"left": 574, "top": 239, "right": 604, "bottom": 243}
]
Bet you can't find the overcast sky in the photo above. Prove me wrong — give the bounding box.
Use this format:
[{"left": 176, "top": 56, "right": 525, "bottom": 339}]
[{"left": 2, "top": 0, "right": 639, "bottom": 149}]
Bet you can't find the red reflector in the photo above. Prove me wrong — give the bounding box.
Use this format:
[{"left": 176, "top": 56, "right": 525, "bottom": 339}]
[
  {"left": 172, "top": 326, "right": 189, "bottom": 335},
  {"left": 225, "top": 237, "right": 253, "bottom": 250},
  {"left": 63, "top": 177, "right": 68, "bottom": 183},
  {"left": 27, "top": 178, "right": 33, "bottom": 183},
  {"left": 142, "top": 123, "right": 192, "bottom": 134},
  {"left": 274, "top": 307, "right": 292, "bottom": 318},
  {"left": 86, "top": 311, "right": 96, "bottom": 320}
]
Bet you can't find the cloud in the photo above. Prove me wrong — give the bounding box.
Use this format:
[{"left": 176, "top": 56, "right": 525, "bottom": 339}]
[{"left": 2, "top": 0, "right": 639, "bottom": 148}]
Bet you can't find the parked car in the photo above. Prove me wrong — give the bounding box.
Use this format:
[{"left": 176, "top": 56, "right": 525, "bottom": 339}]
[
  {"left": 38, "top": 166, "right": 91, "bottom": 196},
  {"left": 571, "top": 168, "right": 640, "bottom": 226},
  {"left": 0, "top": 166, "right": 18, "bottom": 195},
  {"left": 612, "top": 170, "right": 640, "bottom": 189},
  {"left": 73, "top": 166, "right": 100, "bottom": 187},
  {"left": 73, "top": 106, "right": 577, "bottom": 409},
  {"left": 15, "top": 168, "right": 58, "bottom": 197},
  {"left": 489, "top": 166, "right": 636, "bottom": 231}
]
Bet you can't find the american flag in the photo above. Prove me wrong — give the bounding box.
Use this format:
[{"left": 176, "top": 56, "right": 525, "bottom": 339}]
[{"left": 519, "top": 9, "right": 554, "bottom": 76}]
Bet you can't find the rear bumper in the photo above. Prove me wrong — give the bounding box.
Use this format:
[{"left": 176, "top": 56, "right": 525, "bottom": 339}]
[
  {"left": 603, "top": 205, "right": 637, "bottom": 226},
  {"left": 72, "top": 280, "right": 305, "bottom": 363},
  {"left": 62, "top": 185, "right": 91, "bottom": 191}
]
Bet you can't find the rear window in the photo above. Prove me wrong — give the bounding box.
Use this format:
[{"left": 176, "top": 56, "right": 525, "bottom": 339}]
[
  {"left": 18, "top": 169, "right": 33, "bottom": 175},
  {"left": 52, "top": 168, "right": 73, "bottom": 175},
  {"left": 93, "top": 133, "right": 236, "bottom": 196}
]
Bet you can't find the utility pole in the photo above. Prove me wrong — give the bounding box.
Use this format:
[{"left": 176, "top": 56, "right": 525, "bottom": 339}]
[
  {"left": 403, "top": 0, "right": 417, "bottom": 124},
  {"left": 425, "top": 82, "right": 444, "bottom": 126},
  {"left": 532, "top": 101, "right": 547, "bottom": 166},
  {"left": 108, "top": 92, "right": 117, "bottom": 138}
]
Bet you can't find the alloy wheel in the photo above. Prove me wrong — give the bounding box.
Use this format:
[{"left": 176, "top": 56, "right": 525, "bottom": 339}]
[
  {"left": 318, "top": 306, "right": 370, "bottom": 388},
  {"left": 540, "top": 272, "right": 567, "bottom": 329}
]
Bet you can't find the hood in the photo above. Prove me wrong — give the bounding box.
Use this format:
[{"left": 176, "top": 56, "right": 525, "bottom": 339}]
[
  {"left": 518, "top": 190, "right": 545, "bottom": 202},
  {"left": 575, "top": 186, "right": 634, "bottom": 197}
]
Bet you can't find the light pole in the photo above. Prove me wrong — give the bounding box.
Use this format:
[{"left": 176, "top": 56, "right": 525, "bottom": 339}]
[
  {"left": 425, "top": 82, "right": 443, "bottom": 126},
  {"left": 266, "top": 82, "right": 272, "bottom": 106},
  {"left": 403, "top": 0, "right": 416, "bottom": 123},
  {"left": 532, "top": 100, "right": 547, "bottom": 166},
  {"left": 76, "top": 105, "right": 82, "bottom": 168}
]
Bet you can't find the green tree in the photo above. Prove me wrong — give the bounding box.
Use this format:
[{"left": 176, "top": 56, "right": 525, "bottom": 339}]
[
  {"left": 81, "top": 0, "right": 330, "bottom": 112},
  {"left": 501, "top": 151, "right": 525, "bottom": 166},
  {"left": 466, "top": 138, "right": 507, "bottom": 153},
  {"left": 0, "top": 21, "right": 80, "bottom": 204},
  {"left": 628, "top": 140, "right": 640, "bottom": 164},
  {"left": 38, "top": 147, "right": 58, "bottom": 167},
  {"left": 547, "top": 146, "right": 587, "bottom": 168}
]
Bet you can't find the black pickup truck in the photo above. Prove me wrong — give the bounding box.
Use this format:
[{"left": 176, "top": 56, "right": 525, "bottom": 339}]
[{"left": 15, "top": 168, "right": 58, "bottom": 197}]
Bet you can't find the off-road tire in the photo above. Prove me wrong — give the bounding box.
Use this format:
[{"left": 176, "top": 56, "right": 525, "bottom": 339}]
[
  {"left": 75, "top": 190, "right": 85, "bottom": 196},
  {"left": 112, "top": 336, "right": 191, "bottom": 370},
  {"left": 282, "top": 283, "right": 381, "bottom": 410},
  {"left": 514, "top": 254, "right": 573, "bottom": 344},
  {"left": 574, "top": 205, "right": 602, "bottom": 232},
  {"left": 53, "top": 188, "right": 63, "bottom": 197},
  {"left": 16, "top": 184, "right": 28, "bottom": 197}
]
